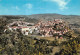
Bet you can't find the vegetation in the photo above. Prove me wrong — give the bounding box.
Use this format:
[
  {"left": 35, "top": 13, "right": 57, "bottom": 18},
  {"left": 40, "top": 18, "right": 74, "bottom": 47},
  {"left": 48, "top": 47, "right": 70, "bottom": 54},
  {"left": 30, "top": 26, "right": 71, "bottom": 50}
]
[
  {"left": 0, "top": 15, "right": 80, "bottom": 55},
  {"left": 0, "top": 18, "right": 7, "bottom": 34},
  {"left": 0, "top": 30, "right": 54, "bottom": 55},
  {"left": 55, "top": 37, "right": 80, "bottom": 55}
]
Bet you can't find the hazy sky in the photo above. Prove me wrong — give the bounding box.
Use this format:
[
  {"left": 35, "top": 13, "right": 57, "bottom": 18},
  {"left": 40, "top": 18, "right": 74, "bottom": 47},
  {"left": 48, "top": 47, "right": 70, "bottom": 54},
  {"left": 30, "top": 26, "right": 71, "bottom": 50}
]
[{"left": 0, "top": 0, "right": 80, "bottom": 15}]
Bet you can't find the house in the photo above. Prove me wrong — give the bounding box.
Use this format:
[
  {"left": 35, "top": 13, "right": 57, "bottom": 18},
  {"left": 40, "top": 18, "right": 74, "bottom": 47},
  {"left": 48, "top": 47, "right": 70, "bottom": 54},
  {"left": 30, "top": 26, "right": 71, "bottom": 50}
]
[
  {"left": 25, "top": 30, "right": 29, "bottom": 35},
  {"left": 21, "top": 27, "right": 29, "bottom": 35}
]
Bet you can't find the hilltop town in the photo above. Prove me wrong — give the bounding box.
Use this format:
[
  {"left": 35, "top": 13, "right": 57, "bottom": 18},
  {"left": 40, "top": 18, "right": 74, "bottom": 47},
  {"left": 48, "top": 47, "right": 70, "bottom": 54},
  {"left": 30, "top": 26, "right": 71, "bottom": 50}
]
[{"left": 4, "top": 18, "right": 70, "bottom": 39}]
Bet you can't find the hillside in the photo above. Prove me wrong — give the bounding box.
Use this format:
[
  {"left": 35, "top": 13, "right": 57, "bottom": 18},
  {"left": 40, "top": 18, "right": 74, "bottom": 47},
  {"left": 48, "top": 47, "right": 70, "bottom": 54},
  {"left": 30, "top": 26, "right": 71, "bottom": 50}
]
[
  {"left": 0, "top": 14, "right": 80, "bottom": 55},
  {"left": 27, "top": 14, "right": 80, "bottom": 24},
  {"left": 0, "top": 14, "right": 80, "bottom": 33},
  {"left": 1, "top": 14, "right": 80, "bottom": 24}
]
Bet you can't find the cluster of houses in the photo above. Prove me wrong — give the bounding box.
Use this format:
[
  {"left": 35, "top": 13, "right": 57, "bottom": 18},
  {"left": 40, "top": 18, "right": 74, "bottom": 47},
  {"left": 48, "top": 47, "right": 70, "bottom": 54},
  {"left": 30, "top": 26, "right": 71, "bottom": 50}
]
[
  {"left": 5, "top": 19, "right": 69, "bottom": 38},
  {"left": 6, "top": 21, "right": 36, "bottom": 35},
  {"left": 35, "top": 19, "right": 69, "bottom": 37}
]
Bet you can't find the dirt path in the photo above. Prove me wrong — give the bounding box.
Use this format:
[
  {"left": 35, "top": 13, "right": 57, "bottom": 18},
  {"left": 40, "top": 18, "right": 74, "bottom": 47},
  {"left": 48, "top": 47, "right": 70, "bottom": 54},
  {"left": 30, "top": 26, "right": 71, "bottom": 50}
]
[{"left": 51, "top": 46, "right": 60, "bottom": 55}]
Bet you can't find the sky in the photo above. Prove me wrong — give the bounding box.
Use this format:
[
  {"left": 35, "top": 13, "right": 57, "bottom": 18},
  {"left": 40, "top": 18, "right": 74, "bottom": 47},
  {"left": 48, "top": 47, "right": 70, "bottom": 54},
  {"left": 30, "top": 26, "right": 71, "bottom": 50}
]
[{"left": 0, "top": 0, "right": 80, "bottom": 15}]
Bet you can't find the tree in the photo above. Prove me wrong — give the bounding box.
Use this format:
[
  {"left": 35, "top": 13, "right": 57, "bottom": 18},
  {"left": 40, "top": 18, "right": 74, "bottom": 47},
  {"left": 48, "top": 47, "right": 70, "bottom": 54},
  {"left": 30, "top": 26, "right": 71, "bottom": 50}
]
[
  {"left": 0, "top": 18, "right": 7, "bottom": 34},
  {"left": 56, "top": 37, "right": 80, "bottom": 55}
]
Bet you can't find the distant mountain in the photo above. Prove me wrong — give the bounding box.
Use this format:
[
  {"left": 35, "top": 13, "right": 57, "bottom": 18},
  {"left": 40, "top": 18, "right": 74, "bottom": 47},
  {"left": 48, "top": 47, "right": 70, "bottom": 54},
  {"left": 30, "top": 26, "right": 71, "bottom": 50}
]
[
  {"left": 0, "top": 13, "right": 80, "bottom": 26},
  {"left": 28, "top": 14, "right": 80, "bottom": 19},
  {"left": 26, "top": 14, "right": 80, "bottom": 24}
]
